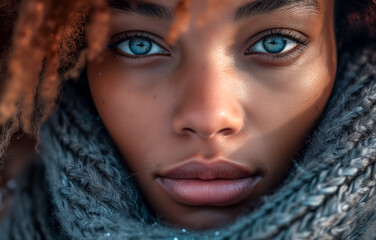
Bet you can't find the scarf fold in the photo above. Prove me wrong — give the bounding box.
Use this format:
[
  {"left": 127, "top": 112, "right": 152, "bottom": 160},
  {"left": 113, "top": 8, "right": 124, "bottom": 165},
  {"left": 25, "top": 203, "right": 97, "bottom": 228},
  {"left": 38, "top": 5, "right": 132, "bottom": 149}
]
[{"left": 1, "top": 45, "right": 376, "bottom": 240}]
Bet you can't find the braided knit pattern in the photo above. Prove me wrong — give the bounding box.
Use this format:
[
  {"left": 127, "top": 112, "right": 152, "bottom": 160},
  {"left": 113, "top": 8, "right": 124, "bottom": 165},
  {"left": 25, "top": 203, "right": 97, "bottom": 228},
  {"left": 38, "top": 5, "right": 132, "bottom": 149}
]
[
  {"left": 40, "top": 83, "right": 156, "bottom": 239},
  {"left": 1, "top": 45, "right": 376, "bottom": 240}
]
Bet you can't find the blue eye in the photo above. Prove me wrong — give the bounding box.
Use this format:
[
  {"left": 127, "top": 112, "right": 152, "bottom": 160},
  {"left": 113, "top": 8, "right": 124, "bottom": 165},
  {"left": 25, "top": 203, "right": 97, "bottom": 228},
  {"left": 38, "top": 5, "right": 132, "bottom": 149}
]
[
  {"left": 250, "top": 36, "right": 298, "bottom": 54},
  {"left": 129, "top": 38, "right": 151, "bottom": 55},
  {"left": 263, "top": 36, "right": 287, "bottom": 53},
  {"left": 115, "top": 36, "right": 167, "bottom": 56}
]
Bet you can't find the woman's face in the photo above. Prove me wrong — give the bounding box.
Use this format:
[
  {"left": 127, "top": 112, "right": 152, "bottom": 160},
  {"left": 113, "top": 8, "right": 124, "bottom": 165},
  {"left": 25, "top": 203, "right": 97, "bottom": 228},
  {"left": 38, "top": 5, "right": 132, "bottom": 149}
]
[{"left": 87, "top": 0, "right": 337, "bottom": 229}]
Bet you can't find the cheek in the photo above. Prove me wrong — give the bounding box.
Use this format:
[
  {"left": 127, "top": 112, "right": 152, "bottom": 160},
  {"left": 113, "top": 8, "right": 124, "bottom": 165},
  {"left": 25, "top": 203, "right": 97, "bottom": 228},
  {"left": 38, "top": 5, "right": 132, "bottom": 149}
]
[
  {"left": 86, "top": 61, "right": 171, "bottom": 173},
  {"left": 243, "top": 55, "right": 336, "bottom": 181}
]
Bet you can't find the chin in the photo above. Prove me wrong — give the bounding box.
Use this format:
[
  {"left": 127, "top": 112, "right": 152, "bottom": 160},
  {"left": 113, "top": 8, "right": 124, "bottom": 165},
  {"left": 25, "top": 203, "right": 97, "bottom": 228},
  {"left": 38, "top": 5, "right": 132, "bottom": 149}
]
[{"left": 161, "top": 205, "right": 249, "bottom": 230}]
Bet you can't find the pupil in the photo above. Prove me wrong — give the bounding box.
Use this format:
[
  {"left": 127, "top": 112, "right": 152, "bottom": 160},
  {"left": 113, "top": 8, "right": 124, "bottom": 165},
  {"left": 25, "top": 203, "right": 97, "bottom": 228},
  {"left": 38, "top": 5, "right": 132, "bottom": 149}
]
[
  {"left": 263, "top": 37, "right": 287, "bottom": 53},
  {"left": 129, "top": 38, "right": 152, "bottom": 55}
]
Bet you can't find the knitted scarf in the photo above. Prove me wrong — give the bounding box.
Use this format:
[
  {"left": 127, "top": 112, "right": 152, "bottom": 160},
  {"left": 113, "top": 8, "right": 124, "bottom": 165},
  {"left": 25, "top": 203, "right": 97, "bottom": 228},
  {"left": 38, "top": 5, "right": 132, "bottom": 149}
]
[{"left": 1, "top": 45, "right": 376, "bottom": 240}]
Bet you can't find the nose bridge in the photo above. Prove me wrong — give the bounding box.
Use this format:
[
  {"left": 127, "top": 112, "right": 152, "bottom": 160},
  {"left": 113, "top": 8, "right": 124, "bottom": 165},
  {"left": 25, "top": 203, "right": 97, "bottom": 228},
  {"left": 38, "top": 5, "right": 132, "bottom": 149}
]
[
  {"left": 190, "top": 63, "right": 235, "bottom": 116},
  {"left": 185, "top": 58, "right": 227, "bottom": 107},
  {"left": 172, "top": 57, "right": 244, "bottom": 138}
]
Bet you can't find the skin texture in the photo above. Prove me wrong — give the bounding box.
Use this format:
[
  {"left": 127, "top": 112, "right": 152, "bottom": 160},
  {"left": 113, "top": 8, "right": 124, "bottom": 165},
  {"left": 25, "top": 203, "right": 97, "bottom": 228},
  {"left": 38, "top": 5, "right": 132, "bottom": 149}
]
[{"left": 87, "top": 0, "right": 337, "bottom": 229}]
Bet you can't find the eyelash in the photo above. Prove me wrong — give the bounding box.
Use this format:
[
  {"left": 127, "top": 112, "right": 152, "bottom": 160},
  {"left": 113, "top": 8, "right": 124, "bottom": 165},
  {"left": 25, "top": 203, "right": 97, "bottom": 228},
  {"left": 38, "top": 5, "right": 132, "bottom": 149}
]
[
  {"left": 108, "top": 29, "right": 310, "bottom": 63},
  {"left": 245, "top": 28, "right": 309, "bottom": 61},
  {"left": 108, "top": 32, "right": 170, "bottom": 63}
]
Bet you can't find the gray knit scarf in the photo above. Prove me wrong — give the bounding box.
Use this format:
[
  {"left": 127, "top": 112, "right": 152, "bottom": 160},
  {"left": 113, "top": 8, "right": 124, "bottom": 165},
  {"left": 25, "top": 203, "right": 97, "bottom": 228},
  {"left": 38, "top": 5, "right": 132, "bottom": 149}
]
[{"left": 1, "top": 45, "right": 376, "bottom": 240}]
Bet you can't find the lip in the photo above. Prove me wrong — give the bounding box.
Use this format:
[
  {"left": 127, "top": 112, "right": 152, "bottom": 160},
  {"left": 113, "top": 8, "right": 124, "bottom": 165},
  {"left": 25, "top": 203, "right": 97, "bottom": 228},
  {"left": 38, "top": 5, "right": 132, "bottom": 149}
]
[{"left": 156, "top": 159, "right": 261, "bottom": 206}]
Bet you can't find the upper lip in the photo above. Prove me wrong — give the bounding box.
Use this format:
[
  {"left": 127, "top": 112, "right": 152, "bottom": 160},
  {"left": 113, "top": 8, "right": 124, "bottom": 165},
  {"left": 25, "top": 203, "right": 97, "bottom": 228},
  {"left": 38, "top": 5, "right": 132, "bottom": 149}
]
[{"left": 157, "top": 159, "right": 255, "bottom": 180}]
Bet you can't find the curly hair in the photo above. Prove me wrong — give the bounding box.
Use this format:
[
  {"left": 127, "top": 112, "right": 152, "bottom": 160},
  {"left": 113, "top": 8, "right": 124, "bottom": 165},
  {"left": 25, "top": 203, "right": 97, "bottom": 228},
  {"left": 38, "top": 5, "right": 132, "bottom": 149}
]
[
  {"left": 0, "top": 0, "right": 110, "bottom": 157},
  {"left": 0, "top": 0, "right": 375, "bottom": 159}
]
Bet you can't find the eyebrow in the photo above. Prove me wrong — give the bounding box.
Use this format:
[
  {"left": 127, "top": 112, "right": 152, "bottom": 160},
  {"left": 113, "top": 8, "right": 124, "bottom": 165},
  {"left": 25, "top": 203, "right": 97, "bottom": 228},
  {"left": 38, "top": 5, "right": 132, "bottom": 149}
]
[
  {"left": 108, "top": 0, "right": 320, "bottom": 22},
  {"left": 235, "top": 0, "right": 320, "bottom": 21},
  {"left": 109, "top": 0, "right": 174, "bottom": 21}
]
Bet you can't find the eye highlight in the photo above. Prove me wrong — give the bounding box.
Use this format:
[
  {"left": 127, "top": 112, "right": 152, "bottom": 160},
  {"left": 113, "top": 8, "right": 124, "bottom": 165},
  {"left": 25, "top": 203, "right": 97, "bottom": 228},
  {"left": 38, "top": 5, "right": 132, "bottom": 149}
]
[{"left": 108, "top": 32, "right": 170, "bottom": 58}]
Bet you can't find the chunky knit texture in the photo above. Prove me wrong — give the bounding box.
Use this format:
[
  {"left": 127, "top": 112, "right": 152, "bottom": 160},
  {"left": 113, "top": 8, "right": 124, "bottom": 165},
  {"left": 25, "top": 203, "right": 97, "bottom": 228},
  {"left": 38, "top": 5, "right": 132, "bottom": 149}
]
[{"left": 1, "top": 45, "right": 376, "bottom": 240}]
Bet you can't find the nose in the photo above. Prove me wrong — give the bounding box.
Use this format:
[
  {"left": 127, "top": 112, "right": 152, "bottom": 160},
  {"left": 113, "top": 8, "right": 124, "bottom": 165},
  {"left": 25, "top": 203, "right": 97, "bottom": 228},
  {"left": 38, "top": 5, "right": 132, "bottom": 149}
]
[{"left": 172, "top": 62, "right": 244, "bottom": 139}]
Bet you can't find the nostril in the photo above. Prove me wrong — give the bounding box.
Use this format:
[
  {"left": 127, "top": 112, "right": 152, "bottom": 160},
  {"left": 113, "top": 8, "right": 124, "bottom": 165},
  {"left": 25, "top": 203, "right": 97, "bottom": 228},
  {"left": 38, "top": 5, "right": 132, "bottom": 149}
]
[
  {"left": 181, "top": 127, "right": 235, "bottom": 138},
  {"left": 182, "top": 128, "right": 196, "bottom": 134},
  {"left": 218, "top": 128, "right": 234, "bottom": 136},
  {"left": 172, "top": 104, "right": 244, "bottom": 138}
]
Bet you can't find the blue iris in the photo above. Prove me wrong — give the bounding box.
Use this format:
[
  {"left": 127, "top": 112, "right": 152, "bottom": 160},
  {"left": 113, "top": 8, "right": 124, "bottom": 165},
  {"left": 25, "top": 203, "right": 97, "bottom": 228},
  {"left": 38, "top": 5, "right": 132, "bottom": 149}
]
[
  {"left": 262, "top": 36, "right": 287, "bottom": 53},
  {"left": 129, "top": 38, "right": 152, "bottom": 55}
]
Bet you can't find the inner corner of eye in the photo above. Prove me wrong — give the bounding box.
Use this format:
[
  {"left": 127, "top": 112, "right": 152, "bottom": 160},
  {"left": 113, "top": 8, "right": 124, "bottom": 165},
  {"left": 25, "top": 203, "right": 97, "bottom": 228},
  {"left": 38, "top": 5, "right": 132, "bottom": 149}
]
[{"left": 107, "top": 42, "right": 117, "bottom": 49}]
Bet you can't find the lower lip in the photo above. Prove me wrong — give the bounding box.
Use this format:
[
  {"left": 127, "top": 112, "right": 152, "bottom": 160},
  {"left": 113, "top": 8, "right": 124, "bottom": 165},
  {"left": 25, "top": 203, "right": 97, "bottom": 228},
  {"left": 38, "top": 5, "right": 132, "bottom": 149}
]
[{"left": 156, "top": 176, "right": 261, "bottom": 206}]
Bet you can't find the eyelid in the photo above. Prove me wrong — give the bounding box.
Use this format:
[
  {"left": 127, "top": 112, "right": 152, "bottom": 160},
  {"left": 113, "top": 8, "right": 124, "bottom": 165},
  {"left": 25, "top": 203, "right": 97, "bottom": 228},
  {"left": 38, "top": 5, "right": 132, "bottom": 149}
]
[
  {"left": 243, "top": 28, "right": 310, "bottom": 55},
  {"left": 108, "top": 31, "right": 172, "bottom": 58}
]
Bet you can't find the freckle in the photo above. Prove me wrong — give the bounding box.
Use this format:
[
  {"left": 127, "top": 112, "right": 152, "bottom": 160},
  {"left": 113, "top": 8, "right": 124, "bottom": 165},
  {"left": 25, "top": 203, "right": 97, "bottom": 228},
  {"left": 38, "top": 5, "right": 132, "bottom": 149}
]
[
  {"left": 315, "top": 106, "right": 318, "bottom": 111},
  {"left": 102, "top": 99, "right": 105, "bottom": 105},
  {"left": 154, "top": 95, "right": 158, "bottom": 100},
  {"left": 128, "top": 115, "right": 133, "bottom": 120}
]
